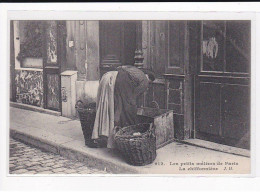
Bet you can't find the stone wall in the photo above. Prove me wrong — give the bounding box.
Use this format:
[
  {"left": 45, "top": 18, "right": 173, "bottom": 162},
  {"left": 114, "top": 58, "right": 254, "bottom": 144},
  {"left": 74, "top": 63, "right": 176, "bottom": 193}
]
[{"left": 167, "top": 78, "right": 185, "bottom": 140}]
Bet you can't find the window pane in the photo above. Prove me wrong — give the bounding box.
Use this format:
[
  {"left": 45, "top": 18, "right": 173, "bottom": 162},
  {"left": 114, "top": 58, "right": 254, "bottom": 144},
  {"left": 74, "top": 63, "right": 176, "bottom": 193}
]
[
  {"left": 18, "top": 21, "right": 44, "bottom": 68},
  {"left": 226, "top": 21, "right": 250, "bottom": 73},
  {"left": 202, "top": 21, "right": 225, "bottom": 72},
  {"left": 169, "top": 21, "right": 181, "bottom": 67}
]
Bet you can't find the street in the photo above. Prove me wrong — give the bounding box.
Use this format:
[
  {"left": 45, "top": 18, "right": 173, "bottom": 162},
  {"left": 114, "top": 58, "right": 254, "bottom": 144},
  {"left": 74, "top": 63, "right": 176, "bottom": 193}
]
[{"left": 9, "top": 138, "right": 109, "bottom": 174}]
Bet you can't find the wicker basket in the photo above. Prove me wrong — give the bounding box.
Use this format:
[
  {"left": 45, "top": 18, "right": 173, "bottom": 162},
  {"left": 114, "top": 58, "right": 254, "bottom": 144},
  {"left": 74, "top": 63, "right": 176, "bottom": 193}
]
[
  {"left": 75, "top": 100, "right": 98, "bottom": 148},
  {"left": 114, "top": 123, "right": 157, "bottom": 166}
]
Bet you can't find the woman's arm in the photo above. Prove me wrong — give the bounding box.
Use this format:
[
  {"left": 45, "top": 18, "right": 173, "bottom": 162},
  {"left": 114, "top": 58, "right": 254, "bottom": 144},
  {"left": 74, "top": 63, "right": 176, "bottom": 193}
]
[{"left": 135, "top": 77, "right": 149, "bottom": 97}]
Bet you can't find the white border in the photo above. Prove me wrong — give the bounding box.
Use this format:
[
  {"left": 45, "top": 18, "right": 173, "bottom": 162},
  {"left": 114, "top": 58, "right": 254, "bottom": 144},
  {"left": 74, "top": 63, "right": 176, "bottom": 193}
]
[
  {"left": 7, "top": 10, "right": 256, "bottom": 20},
  {"left": 1, "top": 2, "right": 260, "bottom": 191}
]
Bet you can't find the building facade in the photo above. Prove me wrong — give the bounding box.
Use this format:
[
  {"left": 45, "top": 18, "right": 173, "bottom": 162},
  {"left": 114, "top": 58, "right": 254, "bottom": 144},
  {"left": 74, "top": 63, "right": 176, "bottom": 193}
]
[{"left": 10, "top": 20, "right": 251, "bottom": 149}]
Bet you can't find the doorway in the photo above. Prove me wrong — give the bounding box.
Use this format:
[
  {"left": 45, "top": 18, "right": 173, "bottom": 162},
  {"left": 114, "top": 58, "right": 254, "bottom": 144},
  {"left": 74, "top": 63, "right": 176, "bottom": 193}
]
[
  {"left": 42, "top": 21, "right": 63, "bottom": 112},
  {"left": 194, "top": 21, "right": 250, "bottom": 149},
  {"left": 99, "top": 21, "right": 137, "bottom": 77}
]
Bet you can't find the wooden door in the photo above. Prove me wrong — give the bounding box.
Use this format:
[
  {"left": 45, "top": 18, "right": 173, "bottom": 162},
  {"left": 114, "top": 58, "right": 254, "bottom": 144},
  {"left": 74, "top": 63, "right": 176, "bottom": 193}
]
[
  {"left": 99, "top": 21, "right": 136, "bottom": 77},
  {"left": 43, "top": 21, "right": 62, "bottom": 112},
  {"left": 194, "top": 21, "right": 250, "bottom": 149}
]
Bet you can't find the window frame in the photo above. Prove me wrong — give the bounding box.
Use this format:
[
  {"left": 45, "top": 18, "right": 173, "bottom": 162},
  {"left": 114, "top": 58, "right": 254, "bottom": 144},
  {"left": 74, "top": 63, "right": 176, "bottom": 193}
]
[
  {"left": 16, "top": 20, "right": 45, "bottom": 71},
  {"left": 200, "top": 20, "right": 250, "bottom": 77}
]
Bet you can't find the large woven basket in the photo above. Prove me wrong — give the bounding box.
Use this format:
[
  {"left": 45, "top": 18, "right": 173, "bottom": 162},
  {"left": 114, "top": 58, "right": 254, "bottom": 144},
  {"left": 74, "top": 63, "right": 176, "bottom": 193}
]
[
  {"left": 114, "top": 123, "right": 157, "bottom": 166},
  {"left": 75, "top": 100, "right": 97, "bottom": 148}
]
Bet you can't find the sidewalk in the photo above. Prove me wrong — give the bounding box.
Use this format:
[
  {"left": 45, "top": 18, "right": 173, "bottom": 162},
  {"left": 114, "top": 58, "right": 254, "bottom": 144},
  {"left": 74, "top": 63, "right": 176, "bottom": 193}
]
[{"left": 9, "top": 106, "right": 251, "bottom": 174}]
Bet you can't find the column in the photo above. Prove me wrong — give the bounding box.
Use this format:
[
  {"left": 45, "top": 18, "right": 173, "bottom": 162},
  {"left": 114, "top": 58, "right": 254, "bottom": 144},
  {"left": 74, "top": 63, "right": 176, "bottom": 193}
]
[
  {"left": 134, "top": 21, "right": 144, "bottom": 68},
  {"left": 85, "top": 21, "right": 100, "bottom": 81}
]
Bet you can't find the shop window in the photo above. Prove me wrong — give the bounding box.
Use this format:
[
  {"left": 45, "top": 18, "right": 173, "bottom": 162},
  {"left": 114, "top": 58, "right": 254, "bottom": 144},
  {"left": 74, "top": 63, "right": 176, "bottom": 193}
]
[
  {"left": 17, "top": 21, "right": 44, "bottom": 68},
  {"left": 202, "top": 21, "right": 225, "bottom": 72},
  {"left": 201, "top": 20, "right": 250, "bottom": 74},
  {"left": 225, "top": 21, "right": 250, "bottom": 73}
]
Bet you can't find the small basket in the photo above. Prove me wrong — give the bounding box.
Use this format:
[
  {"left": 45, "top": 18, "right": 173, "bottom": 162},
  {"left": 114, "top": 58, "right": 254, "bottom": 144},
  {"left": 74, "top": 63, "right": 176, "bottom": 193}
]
[
  {"left": 75, "top": 100, "right": 97, "bottom": 148},
  {"left": 114, "top": 123, "right": 157, "bottom": 166}
]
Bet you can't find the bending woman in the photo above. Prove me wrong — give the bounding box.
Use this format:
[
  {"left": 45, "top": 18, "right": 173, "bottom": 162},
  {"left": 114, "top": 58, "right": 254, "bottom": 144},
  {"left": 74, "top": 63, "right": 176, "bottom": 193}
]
[{"left": 91, "top": 65, "right": 155, "bottom": 148}]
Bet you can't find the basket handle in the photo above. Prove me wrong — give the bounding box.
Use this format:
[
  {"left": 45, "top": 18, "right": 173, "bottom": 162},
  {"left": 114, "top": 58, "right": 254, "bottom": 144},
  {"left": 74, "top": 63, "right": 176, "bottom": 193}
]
[
  {"left": 75, "top": 100, "right": 84, "bottom": 109},
  {"left": 114, "top": 126, "right": 121, "bottom": 133},
  {"left": 148, "top": 123, "right": 156, "bottom": 138},
  {"left": 151, "top": 101, "right": 160, "bottom": 109}
]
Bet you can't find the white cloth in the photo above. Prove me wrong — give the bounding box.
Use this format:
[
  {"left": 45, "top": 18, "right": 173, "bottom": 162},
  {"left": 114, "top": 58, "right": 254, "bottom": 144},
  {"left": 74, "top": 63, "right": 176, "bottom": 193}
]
[{"left": 91, "top": 71, "right": 118, "bottom": 148}]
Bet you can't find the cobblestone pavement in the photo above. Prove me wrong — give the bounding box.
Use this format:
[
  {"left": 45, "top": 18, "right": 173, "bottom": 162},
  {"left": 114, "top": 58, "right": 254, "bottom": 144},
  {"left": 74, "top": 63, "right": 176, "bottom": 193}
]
[{"left": 9, "top": 138, "right": 109, "bottom": 175}]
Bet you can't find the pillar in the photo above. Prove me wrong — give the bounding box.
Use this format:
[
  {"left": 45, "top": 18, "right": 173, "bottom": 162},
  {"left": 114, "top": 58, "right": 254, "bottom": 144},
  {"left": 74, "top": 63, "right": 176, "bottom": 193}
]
[
  {"left": 134, "top": 21, "right": 144, "bottom": 68},
  {"left": 85, "top": 21, "right": 100, "bottom": 81}
]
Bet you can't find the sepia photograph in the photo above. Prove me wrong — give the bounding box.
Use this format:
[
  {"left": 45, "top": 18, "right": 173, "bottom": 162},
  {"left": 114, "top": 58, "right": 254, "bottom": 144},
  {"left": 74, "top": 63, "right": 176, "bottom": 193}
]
[
  {"left": 8, "top": 17, "right": 251, "bottom": 175},
  {"left": 1, "top": 2, "right": 256, "bottom": 178}
]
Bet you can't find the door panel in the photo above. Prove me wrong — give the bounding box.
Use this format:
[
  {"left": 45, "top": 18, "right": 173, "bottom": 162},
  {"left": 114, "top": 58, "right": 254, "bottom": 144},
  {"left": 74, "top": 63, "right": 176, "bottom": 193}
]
[
  {"left": 99, "top": 21, "right": 136, "bottom": 77},
  {"left": 123, "top": 21, "right": 136, "bottom": 66},
  {"left": 195, "top": 75, "right": 250, "bottom": 149},
  {"left": 100, "top": 21, "right": 123, "bottom": 67},
  {"left": 222, "top": 84, "right": 250, "bottom": 148},
  {"left": 46, "top": 73, "right": 60, "bottom": 110},
  {"left": 198, "top": 82, "right": 221, "bottom": 136},
  {"left": 43, "top": 21, "right": 61, "bottom": 111}
]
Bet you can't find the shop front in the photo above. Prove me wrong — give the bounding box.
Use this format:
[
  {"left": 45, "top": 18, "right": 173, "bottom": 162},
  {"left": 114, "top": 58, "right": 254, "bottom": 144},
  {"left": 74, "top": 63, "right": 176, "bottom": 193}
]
[
  {"left": 11, "top": 21, "right": 67, "bottom": 112},
  {"left": 10, "top": 20, "right": 250, "bottom": 149},
  {"left": 194, "top": 21, "right": 250, "bottom": 149}
]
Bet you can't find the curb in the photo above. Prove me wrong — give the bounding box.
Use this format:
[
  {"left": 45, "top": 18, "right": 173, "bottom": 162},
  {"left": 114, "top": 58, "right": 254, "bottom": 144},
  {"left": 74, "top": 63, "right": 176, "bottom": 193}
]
[
  {"left": 10, "top": 102, "right": 61, "bottom": 117},
  {"left": 10, "top": 129, "right": 141, "bottom": 174}
]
